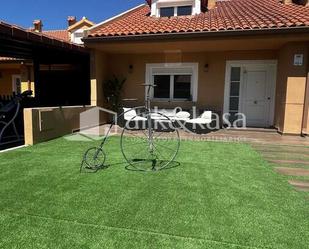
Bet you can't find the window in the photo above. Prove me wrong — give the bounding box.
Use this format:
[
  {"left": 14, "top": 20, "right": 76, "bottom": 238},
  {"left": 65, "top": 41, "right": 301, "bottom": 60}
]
[
  {"left": 147, "top": 63, "right": 198, "bottom": 101},
  {"left": 159, "top": 5, "right": 193, "bottom": 17},
  {"left": 71, "top": 30, "right": 84, "bottom": 44},
  {"left": 160, "top": 7, "right": 174, "bottom": 17},
  {"left": 229, "top": 67, "right": 241, "bottom": 122},
  {"left": 151, "top": 0, "right": 200, "bottom": 16},
  {"left": 174, "top": 75, "right": 191, "bottom": 99},
  {"left": 153, "top": 74, "right": 191, "bottom": 100},
  {"left": 154, "top": 75, "right": 170, "bottom": 98},
  {"left": 177, "top": 6, "right": 192, "bottom": 16}
]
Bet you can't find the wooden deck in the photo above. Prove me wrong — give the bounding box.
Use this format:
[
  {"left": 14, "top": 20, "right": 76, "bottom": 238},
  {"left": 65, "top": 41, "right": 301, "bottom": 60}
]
[
  {"left": 83, "top": 125, "right": 309, "bottom": 146},
  {"left": 178, "top": 128, "right": 309, "bottom": 146}
]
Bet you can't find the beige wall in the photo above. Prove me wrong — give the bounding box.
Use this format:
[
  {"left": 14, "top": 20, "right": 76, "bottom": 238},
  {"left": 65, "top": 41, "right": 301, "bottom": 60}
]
[
  {"left": 0, "top": 65, "right": 20, "bottom": 95},
  {"left": 20, "top": 64, "right": 35, "bottom": 96},
  {"left": 91, "top": 41, "right": 309, "bottom": 135},
  {"left": 93, "top": 50, "right": 277, "bottom": 112},
  {"left": 0, "top": 63, "right": 35, "bottom": 96},
  {"left": 276, "top": 42, "right": 309, "bottom": 134},
  {"left": 90, "top": 50, "right": 107, "bottom": 107},
  {"left": 303, "top": 69, "right": 309, "bottom": 135},
  {"left": 24, "top": 106, "right": 92, "bottom": 145}
]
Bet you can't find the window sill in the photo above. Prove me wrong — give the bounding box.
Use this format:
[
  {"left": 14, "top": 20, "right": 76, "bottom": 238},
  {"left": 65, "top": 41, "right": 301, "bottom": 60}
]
[{"left": 151, "top": 99, "right": 194, "bottom": 102}]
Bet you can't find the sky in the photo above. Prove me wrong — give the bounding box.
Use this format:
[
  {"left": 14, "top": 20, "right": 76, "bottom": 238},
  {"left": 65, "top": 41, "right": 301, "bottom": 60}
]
[{"left": 0, "top": 0, "right": 145, "bottom": 30}]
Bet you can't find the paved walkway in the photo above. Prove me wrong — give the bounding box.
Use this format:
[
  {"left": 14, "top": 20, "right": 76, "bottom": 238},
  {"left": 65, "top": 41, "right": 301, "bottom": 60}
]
[{"left": 248, "top": 137, "right": 309, "bottom": 193}]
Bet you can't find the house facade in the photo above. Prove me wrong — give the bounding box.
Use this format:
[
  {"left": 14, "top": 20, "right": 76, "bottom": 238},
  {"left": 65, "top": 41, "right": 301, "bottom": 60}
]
[
  {"left": 84, "top": 0, "right": 309, "bottom": 135},
  {"left": 0, "top": 57, "right": 34, "bottom": 97}
]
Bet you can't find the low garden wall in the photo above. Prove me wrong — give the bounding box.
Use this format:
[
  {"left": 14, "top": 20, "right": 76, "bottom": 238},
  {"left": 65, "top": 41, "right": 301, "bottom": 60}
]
[{"left": 23, "top": 106, "right": 93, "bottom": 145}]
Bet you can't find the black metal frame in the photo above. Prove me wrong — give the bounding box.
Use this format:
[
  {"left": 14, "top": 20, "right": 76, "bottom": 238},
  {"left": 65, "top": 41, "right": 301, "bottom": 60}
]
[{"left": 0, "top": 91, "right": 32, "bottom": 146}]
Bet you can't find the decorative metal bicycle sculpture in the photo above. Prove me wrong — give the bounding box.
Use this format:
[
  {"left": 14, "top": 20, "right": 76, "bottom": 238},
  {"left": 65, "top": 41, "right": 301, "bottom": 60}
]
[{"left": 81, "top": 84, "right": 180, "bottom": 172}]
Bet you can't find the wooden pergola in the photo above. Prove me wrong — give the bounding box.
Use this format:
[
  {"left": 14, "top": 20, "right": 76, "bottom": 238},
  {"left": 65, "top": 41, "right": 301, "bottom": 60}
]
[{"left": 0, "top": 21, "right": 90, "bottom": 107}]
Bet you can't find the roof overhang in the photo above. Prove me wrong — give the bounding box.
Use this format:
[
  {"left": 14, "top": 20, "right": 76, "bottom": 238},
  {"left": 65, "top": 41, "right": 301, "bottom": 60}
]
[
  {"left": 84, "top": 28, "right": 309, "bottom": 53},
  {"left": 84, "top": 26, "right": 309, "bottom": 43},
  {"left": 0, "top": 21, "right": 88, "bottom": 56}
]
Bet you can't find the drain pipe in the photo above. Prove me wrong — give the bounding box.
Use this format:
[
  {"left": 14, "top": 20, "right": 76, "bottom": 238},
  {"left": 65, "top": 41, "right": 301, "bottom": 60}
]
[{"left": 301, "top": 56, "right": 309, "bottom": 137}]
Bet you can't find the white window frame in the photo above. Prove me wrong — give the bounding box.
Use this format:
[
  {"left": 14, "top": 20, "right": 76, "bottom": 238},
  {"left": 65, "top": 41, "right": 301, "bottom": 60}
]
[
  {"left": 70, "top": 29, "right": 84, "bottom": 44},
  {"left": 12, "top": 75, "right": 21, "bottom": 94},
  {"left": 159, "top": 5, "right": 192, "bottom": 17},
  {"left": 153, "top": 0, "right": 200, "bottom": 17},
  {"left": 145, "top": 63, "right": 198, "bottom": 101}
]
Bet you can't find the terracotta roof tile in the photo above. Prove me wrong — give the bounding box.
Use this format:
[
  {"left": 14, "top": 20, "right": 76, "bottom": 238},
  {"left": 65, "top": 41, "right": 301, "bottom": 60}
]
[
  {"left": 43, "top": 30, "right": 70, "bottom": 42},
  {"left": 89, "top": 0, "right": 309, "bottom": 38}
]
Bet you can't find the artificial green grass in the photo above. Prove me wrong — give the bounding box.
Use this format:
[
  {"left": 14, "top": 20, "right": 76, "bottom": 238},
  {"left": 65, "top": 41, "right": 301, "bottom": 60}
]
[{"left": 0, "top": 137, "right": 308, "bottom": 249}]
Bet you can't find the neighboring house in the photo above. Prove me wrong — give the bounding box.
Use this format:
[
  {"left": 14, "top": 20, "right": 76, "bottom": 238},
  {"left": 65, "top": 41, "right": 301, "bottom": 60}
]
[
  {"left": 0, "top": 16, "right": 94, "bottom": 98},
  {"left": 0, "top": 57, "right": 34, "bottom": 97},
  {"left": 84, "top": 0, "right": 309, "bottom": 135},
  {"left": 42, "top": 16, "right": 95, "bottom": 44}
]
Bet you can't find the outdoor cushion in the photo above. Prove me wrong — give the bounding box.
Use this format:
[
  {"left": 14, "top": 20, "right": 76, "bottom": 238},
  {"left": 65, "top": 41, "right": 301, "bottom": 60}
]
[
  {"left": 186, "top": 111, "right": 212, "bottom": 124},
  {"left": 123, "top": 108, "right": 137, "bottom": 117},
  {"left": 123, "top": 108, "right": 146, "bottom": 121},
  {"left": 175, "top": 111, "right": 190, "bottom": 119},
  {"left": 186, "top": 118, "right": 212, "bottom": 124},
  {"left": 152, "top": 109, "right": 176, "bottom": 118},
  {"left": 150, "top": 113, "right": 169, "bottom": 120},
  {"left": 129, "top": 116, "right": 147, "bottom": 121}
]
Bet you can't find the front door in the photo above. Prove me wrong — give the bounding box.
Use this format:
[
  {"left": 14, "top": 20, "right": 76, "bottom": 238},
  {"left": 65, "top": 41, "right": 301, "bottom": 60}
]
[
  {"left": 241, "top": 65, "right": 275, "bottom": 127},
  {"left": 224, "top": 61, "right": 276, "bottom": 128}
]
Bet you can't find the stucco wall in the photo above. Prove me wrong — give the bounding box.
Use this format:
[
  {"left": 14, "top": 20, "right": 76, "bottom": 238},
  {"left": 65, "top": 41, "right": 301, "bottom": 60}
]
[
  {"left": 91, "top": 45, "right": 308, "bottom": 134},
  {"left": 24, "top": 106, "right": 92, "bottom": 145},
  {"left": 93, "top": 50, "right": 277, "bottom": 112},
  {"left": 20, "top": 64, "right": 35, "bottom": 96},
  {"left": 0, "top": 64, "right": 35, "bottom": 96},
  {"left": 90, "top": 50, "right": 107, "bottom": 107},
  {"left": 276, "top": 42, "right": 309, "bottom": 134},
  {"left": 0, "top": 66, "right": 20, "bottom": 95}
]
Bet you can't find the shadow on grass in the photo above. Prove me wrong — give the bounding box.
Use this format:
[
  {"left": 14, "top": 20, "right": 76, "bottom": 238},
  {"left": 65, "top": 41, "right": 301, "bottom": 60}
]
[
  {"left": 80, "top": 161, "right": 127, "bottom": 174},
  {"left": 125, "top": 160, "right": 181, "bottom": 172},
  {"left": 80, "top": 160, "right": 181, "bottom": 173}
]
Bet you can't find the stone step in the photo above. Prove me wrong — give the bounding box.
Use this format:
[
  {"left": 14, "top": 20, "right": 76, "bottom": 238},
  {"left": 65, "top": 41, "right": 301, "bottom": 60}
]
[
  {"left": 269, "top": 159, "right": 309, "bottom": 165},
  {"left": 258, "top": 150, "right": 309, "bottom": 156},
  {"left": 288, "top": 180, "right": 309, "bottom": 192},
  {"left": 253, "top": 145, "right": 309, "bottom": 152},
  {"left": 275, "top": 167, "right": 309, "bottom": 176}
]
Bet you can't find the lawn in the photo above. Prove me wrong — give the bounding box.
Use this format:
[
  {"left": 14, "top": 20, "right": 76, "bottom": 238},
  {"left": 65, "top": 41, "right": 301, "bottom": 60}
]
[{"left": 0, "top": 136, "right": 308, "bottom": 249}]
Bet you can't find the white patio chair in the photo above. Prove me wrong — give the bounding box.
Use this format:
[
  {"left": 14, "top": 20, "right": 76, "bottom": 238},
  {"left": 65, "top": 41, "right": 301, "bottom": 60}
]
[
  {"left": 150, "top": 109, "right": 191, "bottom": 121},
  {"left": 123, "top": 108, "right": 147, "bottom": 121},
  {"left": 171, "top": 111, "right": 191, "bottom": 121}
]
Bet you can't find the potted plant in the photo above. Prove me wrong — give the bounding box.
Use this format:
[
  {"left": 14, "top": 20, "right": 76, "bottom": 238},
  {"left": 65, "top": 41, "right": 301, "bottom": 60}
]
[{"left": 103, "top": 75, "right": 126, "bottom": 112}]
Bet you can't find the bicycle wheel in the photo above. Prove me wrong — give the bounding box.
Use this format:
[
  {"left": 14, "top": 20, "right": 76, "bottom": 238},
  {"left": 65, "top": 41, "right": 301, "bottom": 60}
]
[
  {"left": 120, "top": 112, "right": 180, "bottom": 171},
  {"left": 81, "top": 147, "right": 106, "bottom": 172}
]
